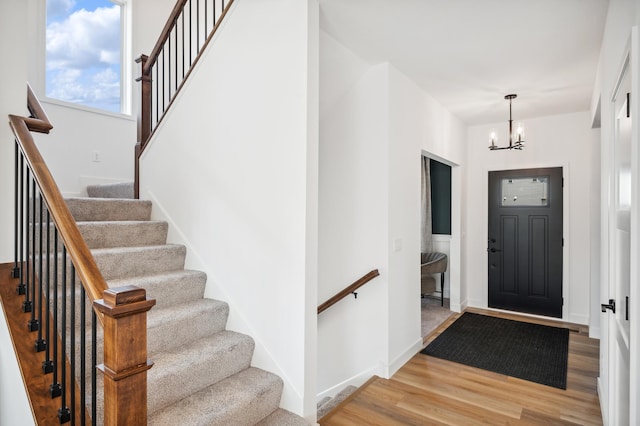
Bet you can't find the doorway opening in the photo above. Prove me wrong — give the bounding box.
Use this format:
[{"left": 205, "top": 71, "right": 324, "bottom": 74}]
[{"left": 421, "top": 156, "right": 452, "bottom": 338}]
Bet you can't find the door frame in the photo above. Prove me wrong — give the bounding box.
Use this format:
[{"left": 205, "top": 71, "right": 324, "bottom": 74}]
[
  {"left": 599, "top": 26, "right": 639, "bottom": 426},
  {"left": 421, "top": 150, "right": 462, "bottom": 314},
  {"left": 481, "top": 164, "right": 570, "bottom": 321}
]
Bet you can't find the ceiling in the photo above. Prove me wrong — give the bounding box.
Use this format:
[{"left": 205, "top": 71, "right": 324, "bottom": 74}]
[{"left": 319, "top": 0, "right": 610, "bottom": 125}]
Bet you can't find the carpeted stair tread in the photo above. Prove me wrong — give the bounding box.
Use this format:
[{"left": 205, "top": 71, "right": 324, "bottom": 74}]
[
  {"left": 147, "top": 299, "right": 229, "bottom": 355},
  {"left": 86, "top": 182, "right": 134, "bottom": 199},
  {"left": 148, "top": 367, "right": 284, "bottom": 426},
  {"left": 107, "top": 270, "right": 206, "bottom": 308},
  {"left": 66, "top": 197, "right": 152, "bottom": 221},
  {"left": 67, "top": 193, "right": 295, "bottom": 423},
  {"left": 72, "top": 299, "right": 230, "bottom": 382},
  {"left": 77, "top": 220, "right": 168, "bottom": 249},
  {"left": 255, "top": 409, "right": 308, "bottom": 425},
  {"left": 147, "top": 331, "right": 255, "bottom": 414},
  {"left": 316, "top": 396, "right": 331, "bottom": 409},
  {"left": 90, "top": 244, "right": 186, "bottom": 280},
  {"left": 66, "top": 298, "right": 230, "bottom": 368},
  {"left": 317, "top": 385, "right": 357, "bottom": 419}
]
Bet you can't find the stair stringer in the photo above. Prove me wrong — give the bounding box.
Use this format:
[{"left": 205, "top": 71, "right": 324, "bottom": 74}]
[{"left": 143, "top": 190, "right": 304, "bottom": 416}]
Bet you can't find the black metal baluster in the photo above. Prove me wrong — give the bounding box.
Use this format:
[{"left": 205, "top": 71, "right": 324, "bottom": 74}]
[
  {"left": 28, "top": 178, "right": 38, "bottom": 331},
  {"left": 174, "top": 18, "right": 178, "bottom": 94},
  {"left": 23, "top": 168, "right": 31, "bottom": 312},
  {"left": 43, "top": 209, "right": 54, "bottom": 373},
  {"left": 168, "top": 32, "right": 172, "bottom": 101},
  {"left": 162, "top": 47, "right": 166, "bottom": 113},
  {"left": 70, "top": 265, "right": 76, "bottom": 425},
  {"left": 196, "top": 0, "right": 200, "bottom": 53},
  {"left": 80, "top": 286, "right": 86, "bottom": 426},
  {"left": 182, "top": 9, "right": 186, "bottom": 79},
  {"left": 155, "top": 63, "right": 159, "bottom": 129},
  {"left": 213, "top": 0, "right": 217, "bottom": 26},
  {"left": 50, "top": 229, "right": 62, "bottom": 398},
  {"left": 13, "top": 142, "right": 20, "bottom": 278},
  {"left": 35, "top": 195, "right": 46, "bottom": 350},
  {"left": 17, "top": 152, "right": 26, "bottom": 295},
  {"left": 58, "top": 246, "right": 71, "bottom": 423},
  {"left": 91, "top": 310, "right": 97, "bottom": 426}
]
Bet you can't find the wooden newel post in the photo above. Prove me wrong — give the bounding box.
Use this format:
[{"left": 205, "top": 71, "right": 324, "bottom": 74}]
[
  {"left": 94, "top": 286, "right": 156, "bottom": 426},
  {"left": 135, "top": 54, "right": 151, "bottom": 147},
  {"left": 135, "top": 54, "right": 151, "bottom": 199}
]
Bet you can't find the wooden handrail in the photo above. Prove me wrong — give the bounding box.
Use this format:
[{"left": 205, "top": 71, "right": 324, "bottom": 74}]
[
  {"left": 9, "top": 85, "right": 154, "bottom": 424},
  {"left": 25, "top": 83, "right": 53, "bottom": 134},
  {"left": 318, "top": 269, "right": 380, "bottom": 314},
  {"left": 11, "top": 86, "right": 108, "bottom": 305},
  {"left": 9, "top": 121, "right": 108, "bottom": 307},
  {"left": 143, "top": 0, "right": 189, "bottom": 76}
]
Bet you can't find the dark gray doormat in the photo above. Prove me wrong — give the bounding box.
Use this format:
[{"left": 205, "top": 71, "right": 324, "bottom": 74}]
[{"left": 421, "top": 312, "right": 569, "bottom": 389}]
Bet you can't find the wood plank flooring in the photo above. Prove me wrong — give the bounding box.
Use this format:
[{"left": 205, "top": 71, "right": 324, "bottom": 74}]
[{"left": 320, "top": 308, "right": 602, "bottom": 425}]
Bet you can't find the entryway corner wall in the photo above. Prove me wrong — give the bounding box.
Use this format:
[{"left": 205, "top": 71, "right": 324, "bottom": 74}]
[{"left": 465, "top": 111, "right": 600, "bottom": 327}]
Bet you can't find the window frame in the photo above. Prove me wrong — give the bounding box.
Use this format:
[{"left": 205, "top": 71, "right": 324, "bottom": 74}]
[{"left": 33, "top": 0, "right": 133, "bottom": 117}]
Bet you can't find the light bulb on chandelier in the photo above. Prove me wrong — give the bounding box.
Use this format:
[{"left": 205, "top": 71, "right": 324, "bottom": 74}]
[{"left": 489, "top": 94, "right": 525, "bottom": 151}]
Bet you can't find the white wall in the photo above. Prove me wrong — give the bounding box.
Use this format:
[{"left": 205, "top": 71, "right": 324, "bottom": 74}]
[
  {"left": 139, "top": 0, "right": 318, "bottom": 419},
  {"left": 318, "top": 33, "right": 390, "bottom": 395},
  {"left": 32, "top": 104, "right": 136, "bottom": 196},
  {"left": 132, "top": 0, "right": 176, "bottom": 57},
  {"left": 0, "top": 0, "right": 36, "bottom": 422},
  {"left": 387, "top": 64, "right": 466, "bottom": 370},
  {"left": 318, "top": 31, "right": 466, "bottom": 398},
  {"left": 465, "top": 111, "right": 599, "bottom": 325}
]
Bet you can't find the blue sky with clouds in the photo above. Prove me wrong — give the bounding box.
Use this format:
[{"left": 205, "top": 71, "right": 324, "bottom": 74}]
[{"left": 46, "top": 0, "right": 121, "bottom": 112}]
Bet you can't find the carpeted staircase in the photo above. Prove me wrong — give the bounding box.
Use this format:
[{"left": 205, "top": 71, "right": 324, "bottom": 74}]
[{"left": 68, "top": 182, "right": 307, "bottom": 425}]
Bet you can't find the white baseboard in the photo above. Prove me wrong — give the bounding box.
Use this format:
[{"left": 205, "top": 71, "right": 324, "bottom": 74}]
[
  {"left": 316, "top": 364, "right": 381, "bottom": 401},
  {"left": 384, "top": 337, "right": 423, "bottom": 378},
  {"left": 568, "top": 313, "right": 589, "bottom": 325},
  {"left": 450, "top": 299, "right": 467, "bottom": 313},
  {"left": 597, "top": 376, "right": 608, "bottom": 426},
  {"left": 316, "top": 338, "right": 423, "bottom": 403}
]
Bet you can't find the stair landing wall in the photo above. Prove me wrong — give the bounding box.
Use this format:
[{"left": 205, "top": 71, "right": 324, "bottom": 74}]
[{"left": 137, "top": 0, "right": 320, "bottom": 420}]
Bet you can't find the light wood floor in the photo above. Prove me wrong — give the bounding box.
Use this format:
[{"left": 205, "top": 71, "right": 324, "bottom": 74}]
[{"left": 320, "top": 308, "right": 602, "bottom": 425}]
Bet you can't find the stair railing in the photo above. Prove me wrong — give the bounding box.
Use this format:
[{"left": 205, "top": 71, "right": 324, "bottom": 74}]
[
  {"left": 8, "top": 84, "right": 155, "bottom": 425},
  {"left": 135, "top": 0, "right": 235, "bottom": 198},
  {"left": 317, "top": 269, "right": 380, "bottom": 314}
]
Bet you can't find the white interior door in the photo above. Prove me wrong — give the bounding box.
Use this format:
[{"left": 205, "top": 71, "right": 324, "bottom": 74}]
[{"left": 602, "top": 28, "right": 638, "bottom": 426}]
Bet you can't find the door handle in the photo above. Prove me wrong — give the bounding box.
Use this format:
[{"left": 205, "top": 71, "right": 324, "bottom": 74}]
[
  {"left": 489, "top": 247, "right": 502, "bottom": 253},
  {"left": 601, "top": 299, "right": 616, "bottom": 313}
]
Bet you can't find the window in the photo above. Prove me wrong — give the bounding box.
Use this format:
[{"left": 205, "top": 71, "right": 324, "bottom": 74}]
[
  {"left": 46, "top": 0, "right": 127, "bottom": 113},
  {"left": 500, "top": 177, "right": 549, "bottom": 206},
  {"left": 430, "top": 159, "right": 452, "bottom": 235}
]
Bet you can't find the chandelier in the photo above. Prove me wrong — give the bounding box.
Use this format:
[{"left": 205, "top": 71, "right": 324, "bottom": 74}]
[{"left": 489, "top": 94, "right": 525, "bottom": 150}]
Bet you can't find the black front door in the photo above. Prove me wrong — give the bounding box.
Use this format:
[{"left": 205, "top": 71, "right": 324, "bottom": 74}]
[{"left": 488, "top": 167, "right": 563, "bottom": 318}]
